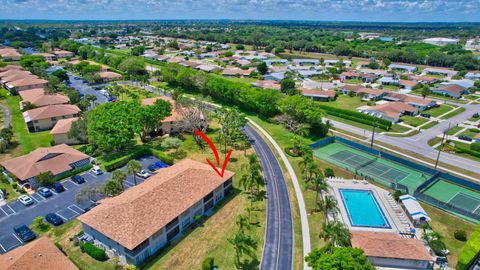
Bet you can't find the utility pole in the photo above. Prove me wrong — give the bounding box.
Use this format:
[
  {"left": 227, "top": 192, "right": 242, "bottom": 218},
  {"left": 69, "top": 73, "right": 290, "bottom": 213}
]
[
  {"left": 435, "top": 122, "right": 451, "bottom": 169},
  {"left": 370, "top": 117, "right": 377, "bottom": 148}
]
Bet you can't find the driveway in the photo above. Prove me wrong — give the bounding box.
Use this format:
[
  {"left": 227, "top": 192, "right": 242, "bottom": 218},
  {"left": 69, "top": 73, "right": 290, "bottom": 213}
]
[
  {"left": 0, "top": 155, "right": 161, "bottom": 254},
  {"left": 243, "top": 125, "right": 293, "bottom": 270},
  {"left": 66, "top": 73, "right": 109, "bottom": 108}
]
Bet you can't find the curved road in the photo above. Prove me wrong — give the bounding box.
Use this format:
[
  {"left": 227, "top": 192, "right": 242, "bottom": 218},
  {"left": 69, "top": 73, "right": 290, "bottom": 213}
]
[{"left": 243, "top": 125, "right": 294, "bottom": 270}]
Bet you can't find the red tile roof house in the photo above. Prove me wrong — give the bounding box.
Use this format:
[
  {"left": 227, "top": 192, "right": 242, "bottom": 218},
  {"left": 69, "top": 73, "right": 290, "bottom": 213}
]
[
  {"left": 5, "top": 76, "right": 48, "bottom": 93},
  {"left": 0, "top": 144, "right": 90, "bottom": 188},
  {"left": 357, "top": 101, "right": 418, "bottom": 123},
  {"left": 351, "top": 231, "right": 434, "bottom": 269},
  {"left": 50, "top": 117, "right": 80, "bottom": 145},
  {"left": 33, "top": 52, "right": 57, "bottom": 62},
  {"left": 0, "top": 70, "right": 35, "bottom": 85},
  {"left": 0, "top": 47, "right": 22, "bottom": 61},
  {"left": 0, "top": 236, "right": 78, "bottom": 270},
  {"left": 431, "top": 84, "right": 469, "bottom": 98},
  {"left": 340, "top": 85, "right": 388, "bottom": 101},
  {"left": 78, "top": 159, "right": 234, "bottom": 266},
  {"left": 251, "top": 80, "right": 281, "bottom": 90},
  {"left": 141, "top": 96, "right": 179, "bottom": 135},
  {"left": 19, "top": 88, "right": 70, "bottom": 109},
  {"left": 300, "top": 88, "right": 337, "bottom": 101},
  {"left": 98, "top": 71, "right": 122, "bottom": 83},
  {"left": 383, "top": 92, "right": 436, "bottom": 111},
  {"left": 222, "top": 68, "right": 254, "bottom": 77},
  {"left": 53, "top": 49, "right": 74, "bottom": 58},
  {"left": 23, "top": 104, "right": 81, "bottom": 132}
]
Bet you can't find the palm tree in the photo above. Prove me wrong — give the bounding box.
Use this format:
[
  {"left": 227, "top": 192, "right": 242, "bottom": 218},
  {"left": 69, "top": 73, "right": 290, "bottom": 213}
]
[
  {"left": 308, "top": 174, "right": 327, "bottom": 212},
  {"left": 294, "top": 123, "right": 311, "bottom": 137},
  {"left": 111, "top": 169, "right": 127, "bottom": 191},
  {"left": 235, "top": 214, "right": 251, "bottom": 232},
  {"left": 127, "top": 160, "right": 142, "bottom": 186},
  {"left": 319, "top": 221, "right": 351, "bottom": 253},
  {"left": 228, "top": 230, "right": 258, "bottom": 268},
  {"left": 239, "top": 155, "right": 264, "bottom": 207},
  {"left": 319, "top": 196, "right": 338, "bottom": 221}
]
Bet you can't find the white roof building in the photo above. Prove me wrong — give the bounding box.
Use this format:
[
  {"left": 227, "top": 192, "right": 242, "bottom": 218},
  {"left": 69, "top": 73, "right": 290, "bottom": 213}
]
[
  {"left": 423, "top": 37, "right": 459, "bottom": 46},
  {"left": 399, "top": 195, "right": 431, "bottom": 224}
]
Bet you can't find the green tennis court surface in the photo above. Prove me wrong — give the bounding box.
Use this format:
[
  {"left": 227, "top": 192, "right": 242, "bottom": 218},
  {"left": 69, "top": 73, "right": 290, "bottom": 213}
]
[
  {"left": 423, "top": 179, "right": 480, "bottom": 215},
  {"left": 314, "top": 143, "right": 429, "bottom": 193}
]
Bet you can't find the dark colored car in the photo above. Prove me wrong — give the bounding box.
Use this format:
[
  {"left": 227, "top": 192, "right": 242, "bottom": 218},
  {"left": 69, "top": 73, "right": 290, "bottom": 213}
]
[
  {"left": 108, "top": 97, "right": 117, "bottom": 102},
  {"left": 45, "top": 213, "right": 63, "bottom": 226},
  {"left": 71, "top": 175, "right": 86, "bottom": 184},
  {"left": 473, "top": 113, "right": 479, "bottom": 118},
  {"left": 37, "top": 187, "right": 53, "bottom": 198},
  {"left": 147, "top": 161, "right": 169, "bottom": 172},
  {"left": 13, "top": 225, "right": 37, "bottom": 242},
  {"left": 458, "top": 135, "right": 472, "bottom": 141},
  {"left": 420, "top": 113, "right": 431, "bottom": 119},
  {"left": 51, "top": 182, "right": 65, "bottom": 193}
]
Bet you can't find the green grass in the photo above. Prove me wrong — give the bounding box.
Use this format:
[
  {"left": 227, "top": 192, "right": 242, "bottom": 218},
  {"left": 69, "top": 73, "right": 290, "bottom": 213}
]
[
  {"left": 447, "top": 126, "right": 463, "bottom": 135},
  {"left": 111, "top": 84, "right": 156, "bottom": 102},
  {"left": 401, "top": 116, "right": 428, "bottom": 127},
  {"left": 459, "top": 128, "right": 480, "bottom": 139},
  {"left": 441, "top": 107, "right": 466, "bottom": 119},
  {"left": 0, "top": 181, "right": 20, "bottom": 202},
  {"left": 223, "top": 76, "right": 258, "bottom": 84},
  {"left": 425, "top": 104, "right": 454, "bottom": 118},
  {"left": 428, "top": 137, "right": 443, "bottom": 146},
  {"left": 1, "top": 89, "right": 52, "bottom": 155},
  {"left": 324, "top": 95, "right": 368, "bottom": 110},
  {"left": 389, "top": 124, "right": 411, "bottom": 133},
  {"left": 468, "top": 116, "right": 479, "bottom": 122},
  {"left": 420, "top": 121, "right": 438, "bottom": 130},
  {"left": 344, "top": 79, "right": 363, "bottom": 84},
  {"left": 382, "top": 84, "right": 400, "bottom": 91}
]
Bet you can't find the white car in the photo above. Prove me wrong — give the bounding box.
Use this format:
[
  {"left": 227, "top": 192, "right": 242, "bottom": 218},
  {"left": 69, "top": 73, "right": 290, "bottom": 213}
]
[
  {"left": 90, "top": 166, "right": 103, "bottom": 175},
  {"left": 136, "top": 170, "right": 151, "bottom": 179},
  {"left": 19, "top": 195, "right": 34, "bottom": 206}
]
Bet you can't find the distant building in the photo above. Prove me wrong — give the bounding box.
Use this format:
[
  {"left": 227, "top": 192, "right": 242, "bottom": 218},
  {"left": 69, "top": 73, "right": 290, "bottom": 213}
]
[
  {"left": 357, "top": 101, "right": 417, "bottom": 123},
  {"left": 251, "top": 80, "right": 281, "bottom": 90},
  {"left": 98, "top": 71, "right": 122, "bottom": 83},
  {"left": 465, "top": 72, "right": 480, "bottom": 80},
  {"left": 422, "top": 37, "right": 459, "bottom": 46},
  {"left": 292, "top": 58, "right": 319, "bottom": 66},
  {"left": 300, "top": 88, "right": 336, "bottom": 101},
  {"left": 423, "top": 67, "right": 457, "bottom": 78},
  {"left": 0, "top": 47, "right": 21, "bottom": 61},
  {"left": 465, "top": 38, "right": 480, "bottom": 51},
  {"left": 431, "top": 84, "right": 469, "bottom": 98},
  {"left": 263, "top": 72, "right": 285, "bottom": 81},
  {"left": 19, "top": 88, "right": 69, "bottom": 108},
  {"left": 23, "top": 104, "right": 81, "bottom": 132},
  {"left": 388, "top": 64, "right": 417, "bottom": 73}
]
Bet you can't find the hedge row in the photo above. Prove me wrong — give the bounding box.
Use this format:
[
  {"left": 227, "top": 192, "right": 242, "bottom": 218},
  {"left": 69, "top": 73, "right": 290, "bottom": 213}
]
[
  {"left": 457, "top": 224, "right": 480, "bottom": 270},
  {"left": 103, "top": 147, "right": 173, "bottom": 172},
  {"left": 53, "top": 164, "right": 93, "bottom": 182},
  {"left": 455, "top": 145, "right": 480, "bottom": 159},
  {"left": 318, "top": 105, "right": 392, "bottom": 130},
  {"left": 81, "top": 242, "right": 108, "bottom": 261}
]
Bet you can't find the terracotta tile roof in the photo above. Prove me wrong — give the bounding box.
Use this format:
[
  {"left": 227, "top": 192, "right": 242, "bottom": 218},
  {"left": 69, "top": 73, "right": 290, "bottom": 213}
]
[
  {"left": 385, "top": 92, "right": 433, "bottom": 107},
  {"left": 300, "top": 88, "right": 336, "bottom": 98},
  {"left": 368, "top": 102, "right": 417, "bottom": 119},
  {"left": 408, "top": 75, "right": 438, "bottom": 83},
  {"left": 434, "top": 84, "right": 467, "bottom": 95},
  {"left": 6, "top": 77, "right": 48, "bottom": 88},
  {"left": 78, "top": 159, "right": 234, "bottom": 250},
  {"left": 0, "top": 48, "right": 21, "bottom": 58},
  {"left": 141, "top": 96, "right": 177, "bottom": 122},
  {"left": 252, "top": 80, "right": 281, "bottom": 90},
  {"left": 1, "top": 71, "right": 35, "bottom": 83},
  {"left": 357, "top": 87, "right": 385, "bottom": 96},
  {"left": 53, "top": 49, "right": 73, "bottom": 56},
  {"left": 0, "top": 144, "right": 90, "bottom": 181},
  {"left": 399, "top": 79, "right": 418, "bottom": 87},
  {"left": 23, "top": 104, "right": 80, "bottom": 121},
  {"left": 19, "top": 89, "right": 69, "bottom": 107},
  {"left": 342, "top": 84, "right": 363, "bottom": 92},
  {"left": 50, "top": 118, "right": 79, "bottom": 135},
  {"left": 0, "top": 69, "right": 31, "bottom": 79},
  {"left": 222, "top": 68, "right": 253, "bottom": 76},
  {"left": 351, "top": 231, "right": 433, "bottom": 262},
  {"left": 34, "top": 53, "right": 56, "bottom": 58},
  {"left": 179, "top": 61, "right": 201, "bottom": 68},
  {"left": 0, "top": 65, "right": 22, "bottom": 72},
  {"left": 340, "top": 71, "right": 359, "bottom": 77},
  {"left": 0, "top": 236, "right": 78, "bottom": 270}
]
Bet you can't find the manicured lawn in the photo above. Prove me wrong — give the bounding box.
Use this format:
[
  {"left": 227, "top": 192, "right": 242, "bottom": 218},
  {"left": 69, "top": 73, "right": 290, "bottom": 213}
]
[
  {"left": 428, "top": 137, "right": 443, "bottom": 146},
  {"left": 223, "top": 76, "right": 258, "bottom": 84},
  {"left": 420, "top": 121, "right": 438, "bottom": 130},
  {"left": 389, "top": 124, "right": 411, "bottom": 133},
  {"left": 0, "top": 181, "right": 20, "bottom": 202},
  {"left": 382, "top": 84, "right": 400, "bottom": 91},
  {"left": 0, "top": 89, "right": 52, "bottom": 155},
  {"left": 344, "top": 79, "right": 363, "bottom": 84},
  {"left": 459, "top": 128, "right": 480, "bottom": 139},
  {"left": 446, "top": 126, "right": 463, "bottom": 135},
  {"left": 324, "top": 94, "right": 368, "bottom": 110},
  {"left": 111, "top": 84, "right": 156, "bottom": 102},
  {"left": 424, "top": 104, "right": 453, "bottom": 118},
  {"left": 468, "top": 116, "right": 479, "bottom": 122},
  {"left": 441, "top": 107, "right": 466, "bottom": 119},
  {"left": 401, "top": 116, "right": 428, "bottom": 127}
]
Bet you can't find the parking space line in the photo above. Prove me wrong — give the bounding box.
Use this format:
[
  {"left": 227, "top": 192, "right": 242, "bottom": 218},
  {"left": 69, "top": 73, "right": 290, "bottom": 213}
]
[
  {"left": 6, "top": 204, "right": 15, "bottom": 214},
  {"left": 68, "top": 180, "right": 79, "bottom": 187},
  {"left": 0, "top": 243, "right": 6, "bottom": 253},
  {"left": 69, "top": 204, "right": 85, "bottom": 213},
  {"left": 35, "top": 194, "right": 46, "bottom": 201},
  {"left": 11, "top": 233, "right": 23, "bottom": 244},
  {"left": 56, "top": 212, "right": 68, "bottom": 221},
  {"left": 88, "top": 172, "right": 98, "bottom": 178},
  {"left": 30, "top": 195, "right": 39, "bottom": 203},
  {"left": 0, "top": 206, "right": 8, "bottom": 216}
]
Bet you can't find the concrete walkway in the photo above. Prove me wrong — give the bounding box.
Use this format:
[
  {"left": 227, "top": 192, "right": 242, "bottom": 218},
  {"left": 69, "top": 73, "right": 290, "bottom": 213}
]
[
  {"left": 248, "top": 119, "right": 312, "bottom": 270},
  {"left": 0, "top": 105, "right": 10, "bottom": 128}
]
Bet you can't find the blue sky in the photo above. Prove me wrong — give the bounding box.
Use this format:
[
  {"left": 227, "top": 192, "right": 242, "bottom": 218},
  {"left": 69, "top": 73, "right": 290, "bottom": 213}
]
[{"left": 1, "top": 0, "right": 480, "bottom": 21}]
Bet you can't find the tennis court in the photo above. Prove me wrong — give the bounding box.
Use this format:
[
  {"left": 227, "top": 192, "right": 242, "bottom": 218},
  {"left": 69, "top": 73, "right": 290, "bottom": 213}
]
[
  {"left": 423, "top": 179, "right": 480, "bottom": 216},
  {"left": 314, "top": 143, "right": 429, "bottom": 193}
]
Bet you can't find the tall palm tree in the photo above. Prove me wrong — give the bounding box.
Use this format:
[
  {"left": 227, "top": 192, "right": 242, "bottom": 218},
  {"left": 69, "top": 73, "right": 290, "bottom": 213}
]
[
  {"left": 127, "top": 160, "right": 142, "bottom": 186},
  {"left": 319, "top": 196, "right": 338, "bottom": 221},
  {"left": 111, "top": 169, "right": 127, "bottom": 191},
  {"left": 319, "top": 221, "right": 351, "bottom": 253},
  {"left": 309, "top": 174, "right": 327, "bottom": 212},
  {"left": 228, "top": 230, "right": 258, "bottom": 268},
  {"left": 239, "top": 155, "right": 264, "bottom": 206}
]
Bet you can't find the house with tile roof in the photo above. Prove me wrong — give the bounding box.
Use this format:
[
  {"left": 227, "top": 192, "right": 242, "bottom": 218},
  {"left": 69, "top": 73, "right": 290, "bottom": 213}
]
[
  {"left": 351, "top": 231, "right": 433, "bottom": 269},
  {"left": 300, "top": 88, "right": 336, "bottom": 101},
  {"left": 141, "top": 96, "right": 179, "bottom": 135},
  {"left": 251, "top": 80, "right": 281, "bottom": 90},
  {"left": 0, "top": 47, "right": 21, "bottom": 61},
  {"left": 357, "top": 102, "right": 417, "bottom": 123},
  {"left": 19, "top": 89, "right": 69, "bottom": 108},
  {"left": 0, "top": 237, "right": 78, "bottom": 270},
  {"left": 0, "top": 144, "right": 90, "bottom": 187},
  {"left": 431, "top": 84, "right": 469, "bottom": 98},
  {"left": 383, "top": 92, "right": 436, "bottom": 110},
  {"left": 78, "top": 159, "right": 234, "bottom": 265},
  {"left": 5, "top": 76, "right": 48, "bottom": 93},
  {"left": 50, "top": 118, "right": 80, "bottom": 145},
  {"left": 98, "top": 71, "right": 122, "bottom": 83},
  {"left": 23, "top": 104, "right": 80, "bottom": 132},
  {"left": 53, "top": 49, "right": 74, "bottom": 58}
]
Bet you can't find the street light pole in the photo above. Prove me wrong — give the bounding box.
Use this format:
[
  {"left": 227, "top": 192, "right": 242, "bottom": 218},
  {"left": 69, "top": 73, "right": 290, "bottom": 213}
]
[
  {"left": 435, "top": 122, "right": 451, "bottom": 170},
  {"left": 370, "top": 117, "right": 377, "bottom": 148}
]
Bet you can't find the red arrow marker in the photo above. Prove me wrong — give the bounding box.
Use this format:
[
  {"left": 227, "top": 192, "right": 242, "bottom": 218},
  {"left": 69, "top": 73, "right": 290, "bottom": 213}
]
[{"left": 194, "top": 129, "right": 233, "bottom": 177}]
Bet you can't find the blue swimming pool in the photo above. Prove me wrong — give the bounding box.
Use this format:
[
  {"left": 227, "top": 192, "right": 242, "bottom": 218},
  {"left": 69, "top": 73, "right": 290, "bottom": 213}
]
[{"left": 339, "top": 189, "right": 391, "bottom": 228}]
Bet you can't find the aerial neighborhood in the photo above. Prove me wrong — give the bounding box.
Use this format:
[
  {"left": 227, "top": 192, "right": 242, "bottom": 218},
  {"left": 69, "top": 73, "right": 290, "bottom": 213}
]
[{"left": 0, "top": 9, "right": 480, "bottom": 270}]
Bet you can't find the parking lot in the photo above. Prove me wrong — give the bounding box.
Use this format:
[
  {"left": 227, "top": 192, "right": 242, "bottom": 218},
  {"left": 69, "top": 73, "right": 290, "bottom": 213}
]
[{"left": 0, "top": 155, "right": 161, "bottom": 254}]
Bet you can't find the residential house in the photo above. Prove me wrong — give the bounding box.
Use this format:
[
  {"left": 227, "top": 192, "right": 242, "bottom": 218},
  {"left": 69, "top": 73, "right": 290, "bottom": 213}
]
[
  {"left": 388, "top": 64, "right": 417, "bottom": 73},
  {"left": 377, "top": 76, "right": 399, "bottom": 85},
  {"left": 423, "top": 37, "right": 459, "bottom": 46},
  {"left": 399, "top": 80, "right": 418, "bottom": 91},
  {"left": 324, "top": 59, "right": 352, "bottom": 67},
  {"left": 293, "top": 59, "right": 319, "bottom": 66},
  {"left": 383, "top": 92, "right": 436, "bottom": 110},
  {"left": 98, "top": 71, "right": 122, "bottom": 83},
  {"left": 431, "top": 84, "right": 469, "bottom": 98},
  {"left": 23, "top": 104, "right": 81, "bottom": 132},
  {"left": 199, "top": 52, "right": 217, "bottom": 59},
  {"left": 0, "top": 70, "right": 34, "bottom": 84},
  {"left": 179, "top": 61, "right": 201, "bottom": 68},
  {"left": 351, "top": 231, "right": 433, "bottom": 269},
  {"left": 408, "top": 75, "right": 439, "bottom": 85},
  {"left": 77, "top": 159, "right": 234, "bottom": 265},
  {"left": 340, "top": 84, "right": 363, "bottom": 94},
  {"left": 0, "top": 47, "right": 21, "bottom": 61},
  {"left": 300, "top": 88, "right": 336, "bottom": 101},
  {"left": 34, "top": 53, "right": 56, "bottom": 61},
  {"left": 297, "top": 70, "right": 324, "bottom": 78},
  {"left": 263, "top": 72, "right": 285, "bottom": 81},
  {"left": 141, "top": 96, "right": 179, "bottom": 135},
  {"left": 442, "top": 79, "right": 475, "bottom": 89},
  {"left": 235, "top": 59, "right": 251, "bottom": 67},
  {"left": 340, "top": 85, "right": 387, "bottom": 100},
  {"left": 357, "top": 102, "right": 417, "bottom": 123},
  {"left": 5, "top": 77, "right": 48, "bottom": 93},
  {"left": 0, "top": 65, "right": 21, "bottom": 72},
  {"left": 0, "top": 144, "right": 90, "bottom": 188},
  {"left": 0, "top": 237, "right": 78, "bottom": 270},
  {"left": 423, "top": 67, "right": 457, "bottom": 78},
  {"left": 19, "top": 89, "right": 69, "bottom": 108},
  {"left": 50, "top": 118, "right": 80, "bottom": 145},
  {"left": 196, "top": 64, "right": 221, "bottom": 73},
  {"left": 153, "top": 55, "right": 170, "bottom": 62},
  {"left": 222, "top": 68, "right": 253, "bottom": 77},
  {"left": 465, "top": 71, "right": 480, "bottom": 80},
  {"left": 53, "top": 49, "right": 74, "bottom": 58},
  {"left": 264, "top": 59, "right": 289, "bottom": 66},
  {"left": 251, "top": 80, "right": 281, "bottom": 90}
]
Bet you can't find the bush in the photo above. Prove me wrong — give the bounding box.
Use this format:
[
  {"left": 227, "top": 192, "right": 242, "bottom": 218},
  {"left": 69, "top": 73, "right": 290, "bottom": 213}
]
[
  {"left": 52, "top": 164, "right": 93, "bottom": 182},
  {"left": 458, "top": 224, "right": 480, "bottom": 270},
  {"left": 81, "top": 243, "right": 108, "bottom": 261},
  {"left": 284, "top": 147, "right": 300, "bottom": 157},
  {"left": 324, "top": 168, "right": 335, "bottom": 178},
  {"left": 103, "top": 147, "right": 173, "bottom": 171},
  {"left": 202, "top": 257, "right": 215, "bottom": 270},
  {"left": 318, "top": 104, "right": 392, "bottom": 130},
  {"left": 429, "top": 239, "right": 447, "bottom": 256},
  {"left": 454, "top": 230, "right": 467, "bottom": 241},
  {"left": 470, "top": 142, "right": 480, "bottom": 152},
  {"left": 455, "top": 145, "right": 480, "bottom": 158}
]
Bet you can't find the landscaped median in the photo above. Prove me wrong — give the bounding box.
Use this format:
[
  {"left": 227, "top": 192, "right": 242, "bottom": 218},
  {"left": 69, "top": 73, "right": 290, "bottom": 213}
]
[
  {"left": 457, "top": 224, "right": 480, "bottom": 270},
  {"left": 100, "top": 146, "right": 173, "bottom": 172}
]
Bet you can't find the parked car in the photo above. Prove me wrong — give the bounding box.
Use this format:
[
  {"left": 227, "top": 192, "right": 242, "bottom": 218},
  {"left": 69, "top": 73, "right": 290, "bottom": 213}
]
[
  {"left": 420, "top": 113, "right": 431, "bottom": 119},
  {"left": 137, "top": 170, "right": 152, "bottom": 179},
  {"left": 94, "top": 86, "right": 102, "bottom": 90},
  {"left": 147, "top": 161, "right": 169, "bottom": 172},
  {"left": 13, "top": 225, "right": 36, "bottom": 242},
  {"left": 37, "top": 187, "right": 53, "bottom": 198},
  {"left": 91, "top": 166, "right": 103, "bottom": 175},
  {"left": 108, "top": 97, "right": 117, "bottom": 102},
  {"left": 51, "top": 182, "right": 65, "bottom": 193},
  {"left": 45, "top": 213, "right": 63, "bottom": 226},
  {"left": 18, "top": 195, "right": 34, "bottom": 206},
  {"left": 473, "top": 113, "right": 479, "bottom": 118},
  {"left": 71, "top": 175, "right": 86, "bottom": 184},
  {"left": 458, "top": 135, "right": 472, "bottom": 141}
]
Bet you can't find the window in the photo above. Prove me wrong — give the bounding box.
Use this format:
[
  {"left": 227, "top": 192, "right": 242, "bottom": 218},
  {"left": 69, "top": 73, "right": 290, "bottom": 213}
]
[
  {"left": 33, "top": 120, "right": 38, "bottom": 124},
  {"left": 203, "top": 192, "right": 213, "bottom": 203},
  {"left": 124, "top": 239, "right": 149, "bottom": 257},
  {"left": 166, "top": 226, "right": 180, "bottom": 241},
  {"left": 204, "top": 199, "right": 214, "bottom": 212},
  {"left": 152, "top": 228, "right": 163, "bottom": 240},
  {"left": 51, "top": 117, "right": 57, "bottom": 121},
  {"left": 165, "top": 217, "right": 179, "bottom": 232}
]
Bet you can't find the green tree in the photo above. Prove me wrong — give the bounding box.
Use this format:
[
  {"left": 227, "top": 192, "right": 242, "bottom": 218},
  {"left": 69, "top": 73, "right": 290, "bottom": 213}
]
[
  {"left": 32, "top": 216, "right": 51, "bottom": 232},
  {"left": 36, "top": 171, "right": 55, "bottom": 187},
  {"left": 0, "top": 127, "right": 14, "bottom": 145},
  {"left": 239, "top": 154, "right": 264, "bottom": 207},
  {"left": 305, "top": 247, "right": 374, "bottom": 270},
  {"left": 421, "top": 85, "right": 431, "bottom": 99},
  {"left": 280, "top": 78, "right": 297, "bottom": 95},
  {"left": 215, "top": 107, "right": 247, "bottom": 155},
  {"left": 139, "top": 99, "right": 171, "bottom": 141},
  {"left": 161, "top": 137, "right": 182, "bottom": 153},
  {"left": 228, "top": 230, "right": 257, "bottom": 268},
  {"left": 318, "top": 195, "right": 338, "bottom": 221},
  {"left": 308, "top": 174, "right": 327, "bottom": 212},
  {"left": 68, "top": 118, "right": 88, "bottom": 144},
  {"left": 127, "top": 160, "right": 142, "bottom": 186},
  {"left": 118, "top": 56, "right": 148, "bottom": 80},
  {"left": 111, "top": 169, "right": 127, "bottom": 191},
  {"left": 131, "top": 46, "right": 146, "bottom": 56},
  {"left": 104, "top": 179, "right": 122, "bottom": 196},
  {"left": 257, "top": 62, "right": 268, "bottom": 75},
  {"left": 51, "top": 69, "right": 69, "bottom": 82},
  {"left": 319, "top": 221, "right": 351, "bottom": 253},
  {"left": 235, "top": 44, "right": 245, "bottom": 50}
]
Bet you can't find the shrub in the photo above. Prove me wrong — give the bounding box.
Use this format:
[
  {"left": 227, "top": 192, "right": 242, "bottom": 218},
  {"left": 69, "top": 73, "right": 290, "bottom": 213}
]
[
  {"left": 324, "top": 168, "right": 335, "bottom": 178},
  {"left": 457, "top": 224, "right": 480, "bottom": 270},
  {"left": 102, "top": 147, "right": 173, "bottom": 172},
  {"left": 81, "top": 243, "right": 108, "bottom": 261},
  {"left": 52, "top": 164, "right": 93, "bottom": 182},
  {"left": 454, "top": 230, "right": 467, "bottom": 241},
  {"left": 429, "top": 239, "right": 447, "bottom": 256},
  {"left": 318, "top": 104, "right": 392, "bottom": 130},
  {"left": 284, "top": 147, "right": 300, "bottom": 157},
  {"left": 202, "top": 257, "right": 215, "bottom": 270},
  {"left": 470, "top": 142, "right": 480, "bottom": 152}
]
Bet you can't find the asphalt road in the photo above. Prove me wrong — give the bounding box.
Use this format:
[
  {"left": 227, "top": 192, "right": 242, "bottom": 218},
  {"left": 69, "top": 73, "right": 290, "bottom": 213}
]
[
  {"left": 0, "top": 155, "right": 160, "bottom": 254},
  {"left": 67, "top": 73, "right": 108, "bottom": 107},
  {"left": 243, "top": 125, "right": 293, "bottom": 270}
]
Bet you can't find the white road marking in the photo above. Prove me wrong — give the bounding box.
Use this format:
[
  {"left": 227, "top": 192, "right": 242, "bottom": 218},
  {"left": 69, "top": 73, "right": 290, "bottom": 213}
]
[
  {"left": 67, "top": 205, "right": 82, "bottom": 215},
  {"left": 56, "top": 212, "right": 68, "bottom": 221},
  {"left": 0, "top": 206, "right": 8, "bottom": 216},
  {"left": 0, "top": 243, "right": 6, "bottom": 252},
  {"left": 70, "top": 204, "right": 85, "bottom": 213},
  {"left": 11, "top": 233, "right": 23, "bottom": 244},
  {"left": 68, "top": 180, "right": 79, "bottom": 187},
  {"left": 6, "top": 204, "right": 15, "bottom": 214},
  {"left": 29, "top": 195, "right": 39, "bottom": 203}
]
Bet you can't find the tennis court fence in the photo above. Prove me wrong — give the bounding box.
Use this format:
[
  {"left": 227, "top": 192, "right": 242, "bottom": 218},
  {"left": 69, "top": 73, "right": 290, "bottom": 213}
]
[
  {"left": 414, "top": 172, "right": 441, "bottom": 195},
  {"left": 416, "top": 193, "right": 480, "bottom": 222}
]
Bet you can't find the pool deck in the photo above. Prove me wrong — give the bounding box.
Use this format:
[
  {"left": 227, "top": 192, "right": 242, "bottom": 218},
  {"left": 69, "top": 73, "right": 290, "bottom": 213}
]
[{"left": 327, "top": 178, "right": 421, "bottom": 238}]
